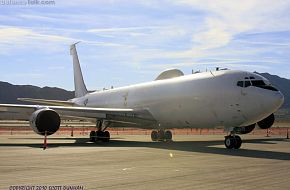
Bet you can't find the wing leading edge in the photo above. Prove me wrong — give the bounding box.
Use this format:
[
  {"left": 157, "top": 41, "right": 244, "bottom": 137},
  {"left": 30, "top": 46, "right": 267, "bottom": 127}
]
[{"left": 17, "top": 98, "right": 75, "bottom": 106}]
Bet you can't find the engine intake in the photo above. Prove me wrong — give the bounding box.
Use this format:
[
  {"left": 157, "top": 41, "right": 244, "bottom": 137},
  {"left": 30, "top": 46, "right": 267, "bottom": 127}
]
[
  {"left": 257, "top": 113, "right": 275, "bottom": 129},
  {"left": 29, "top": 109, "right": 61, "bottom": 136}
]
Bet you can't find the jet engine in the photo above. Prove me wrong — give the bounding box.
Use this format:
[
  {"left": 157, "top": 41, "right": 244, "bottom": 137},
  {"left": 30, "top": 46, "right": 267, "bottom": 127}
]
[
  {"left": 233, "top": 124, "right": 256, "bottom": 134},
  {"left": 29, "top": 109, "right": 61, "bottom": 136},
  {"left": 257, "top": 113, "right": 275, "bottom": 129}
]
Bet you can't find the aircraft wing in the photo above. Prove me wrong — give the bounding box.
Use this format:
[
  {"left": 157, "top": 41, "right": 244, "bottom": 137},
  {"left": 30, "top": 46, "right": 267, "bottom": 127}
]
[
  {"left": 17, "top": 98, "right": 75, "bottom": 106},
  {"left": 0, "top": 104, "right": 156, "bottom": 126}
]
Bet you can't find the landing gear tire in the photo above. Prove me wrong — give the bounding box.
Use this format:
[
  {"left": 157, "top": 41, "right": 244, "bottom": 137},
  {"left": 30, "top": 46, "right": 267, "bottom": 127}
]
[
  {"left": 224, "top": 135, "right": 242, "bottom": 149},
  {"left": 225, "top": 136, "right": 234, "bottom": 149},
  {"left": 151, "top": 130, "right": 172, "bottom": 141},
  {"left": 96, "top": 130, "right": 102, "bottom": 141},
  {"left": 97, "top": 131, "right": 110, "bottom": 142},
  {"left": 164, "top": 130, "right": 173, "bottom": 141},
  {"left": 151, "top": 131, "right": 158, "bottom": 141},
  {"left": 90, "top": 131, "right": 96, "bottom": 142},
  {"left": 233, "top": 136, "right": 242, "bottom": 149},
  {"left": 102, "top": 131, "right": 110, "bottom": 142},
  {"left": 90, "top": 130, "right": 110, "bottom": 142}
]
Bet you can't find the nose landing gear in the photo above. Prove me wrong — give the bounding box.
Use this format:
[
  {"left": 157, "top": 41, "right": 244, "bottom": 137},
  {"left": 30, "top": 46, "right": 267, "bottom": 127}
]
[{"left": 224, "top": 135, "right": 242, "bottom": 149}]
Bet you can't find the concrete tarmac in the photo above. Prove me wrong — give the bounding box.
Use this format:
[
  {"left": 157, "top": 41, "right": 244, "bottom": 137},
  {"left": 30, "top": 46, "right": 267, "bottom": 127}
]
[{"left": 0, "top": 134, "right": 289, "bottom": 190}]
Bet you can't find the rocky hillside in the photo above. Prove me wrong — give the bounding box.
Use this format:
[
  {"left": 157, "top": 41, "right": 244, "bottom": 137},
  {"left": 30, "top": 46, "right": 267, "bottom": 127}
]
[{"left": 0, "top": 81, "right": 74, "bottom": 104}]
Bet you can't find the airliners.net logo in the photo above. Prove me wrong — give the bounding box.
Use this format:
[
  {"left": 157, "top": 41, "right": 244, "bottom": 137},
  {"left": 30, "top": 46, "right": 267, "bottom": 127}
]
[{"left": 0, "top": 0, "right": 55, "bottom": 6}]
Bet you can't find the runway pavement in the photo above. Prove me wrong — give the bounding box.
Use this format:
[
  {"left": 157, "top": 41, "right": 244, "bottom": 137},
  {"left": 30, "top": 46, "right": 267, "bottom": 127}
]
[{"left": 0, "top": 134, "right": 289, "bottom": 190}]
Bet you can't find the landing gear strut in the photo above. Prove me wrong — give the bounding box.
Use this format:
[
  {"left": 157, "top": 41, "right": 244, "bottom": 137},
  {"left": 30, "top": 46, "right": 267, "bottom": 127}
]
[
  {"left": 224, "top": 135, "right": 242, "bottom": 149},
  {"left": 151, "top": 130, "right": 172, "bottom": 141},
  {"left": 89, "top": 120, "right": 110, "bottom": 142}
]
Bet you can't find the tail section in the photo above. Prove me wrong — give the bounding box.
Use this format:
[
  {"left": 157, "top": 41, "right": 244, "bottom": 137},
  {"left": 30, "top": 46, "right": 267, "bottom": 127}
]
[{"left": 70, "top": 42, "right": 88, "bottom": 98}]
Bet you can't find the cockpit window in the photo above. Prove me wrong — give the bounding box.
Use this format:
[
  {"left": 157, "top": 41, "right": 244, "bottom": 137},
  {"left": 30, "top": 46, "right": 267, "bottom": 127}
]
[
  {"left": 244, "top": 81, "right": 251, "bottom": 87},
  {"left": 237, "top": 81, "right": 243, "bottom": 87},
  {"left": 237, "top": 80, "right": 250, "bottom": 87},
  {"left": 251, "top": 80, "right": 265, "bottom": 86},
  {"left": 236, "top": 79, "right": 278, "bottom": 91}
]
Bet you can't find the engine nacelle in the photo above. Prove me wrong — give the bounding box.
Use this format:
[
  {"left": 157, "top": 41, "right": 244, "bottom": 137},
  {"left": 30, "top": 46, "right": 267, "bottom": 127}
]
[
  {"left": 29, "top": 109, "right": 61, "bottom": 136},
  {"left": 233, "top": 124, "right": 256, "bottom": 134},
  {"left": 257, "top": 113, "right": 275, "bottom": 129}
]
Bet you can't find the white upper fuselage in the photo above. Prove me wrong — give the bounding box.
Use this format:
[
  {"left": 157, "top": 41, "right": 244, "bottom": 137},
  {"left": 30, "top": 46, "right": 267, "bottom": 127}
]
[{"left": 72, "top": 70, "right": 284, "bottom": 129}]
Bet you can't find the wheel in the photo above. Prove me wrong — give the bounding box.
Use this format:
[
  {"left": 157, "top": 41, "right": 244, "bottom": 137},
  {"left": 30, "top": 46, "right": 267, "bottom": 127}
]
[
  {"left": 102, "top": 131, "right": 110, "bottom": 142},
  {"left": 96, "top": 130, "right": 103, "bottom": 141},
  {"left": 224, "top": 136, "right": 234, "bottom": 149},
  {"left": 164, "top": 130, "right": 172, "bottom": 141},
  {"left": 151, "top": 131, "right": 158, "bottom": 141},
  {"left": 233, "top": 135, "right": 242, "bottom": 149},
  {"left": 96, "top": 131, "right": 110, "bottom": 142},
  {"left": 89, "top": 131, "right": 96, "bottom": 142}
]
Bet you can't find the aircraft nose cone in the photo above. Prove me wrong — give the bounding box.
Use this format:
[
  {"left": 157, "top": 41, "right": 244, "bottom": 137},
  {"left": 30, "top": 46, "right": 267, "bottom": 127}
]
[
  {"left": 259, "top": 91, "right": 284, "bottom": 115},
  {"left": 274, "top": 91, "right": 284, "bottom": 109}
]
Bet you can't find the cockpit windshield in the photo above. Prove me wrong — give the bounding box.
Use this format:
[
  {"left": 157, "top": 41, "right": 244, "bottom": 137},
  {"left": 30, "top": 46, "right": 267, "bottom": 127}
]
[{"left": 236, "top": 77, "right": 278, "bottom": 91}]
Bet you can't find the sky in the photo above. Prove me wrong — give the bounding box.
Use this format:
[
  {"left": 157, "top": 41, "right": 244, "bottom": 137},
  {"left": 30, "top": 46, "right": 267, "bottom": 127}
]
[{"left": 0, "top": 0, "right": 290, "bottom": 90}]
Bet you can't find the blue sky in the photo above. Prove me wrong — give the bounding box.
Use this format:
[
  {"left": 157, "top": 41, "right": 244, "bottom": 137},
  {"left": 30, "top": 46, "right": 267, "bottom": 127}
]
[{"left": 0, "top": 0, "right": 290, "bottom": 90}]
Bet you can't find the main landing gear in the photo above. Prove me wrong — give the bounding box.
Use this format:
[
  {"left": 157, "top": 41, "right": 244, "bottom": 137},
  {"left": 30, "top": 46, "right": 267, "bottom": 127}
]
[
  {"left": 151, "top": 130, "right": 173, "bottom": 141},
  {"left": 89, "top": 120, "right": 110, "bottom": 142},
  {"left": 90, "top": 130, "right": 110, "bottom": 142},
  {"left": 224, "top": 135, "right": 242, "bottom": 149}
]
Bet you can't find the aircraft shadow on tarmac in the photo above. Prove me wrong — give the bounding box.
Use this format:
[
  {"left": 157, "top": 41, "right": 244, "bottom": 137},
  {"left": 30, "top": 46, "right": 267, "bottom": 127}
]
[{"left": 1, "top": 136, "right": 290, "bottom": 161}]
